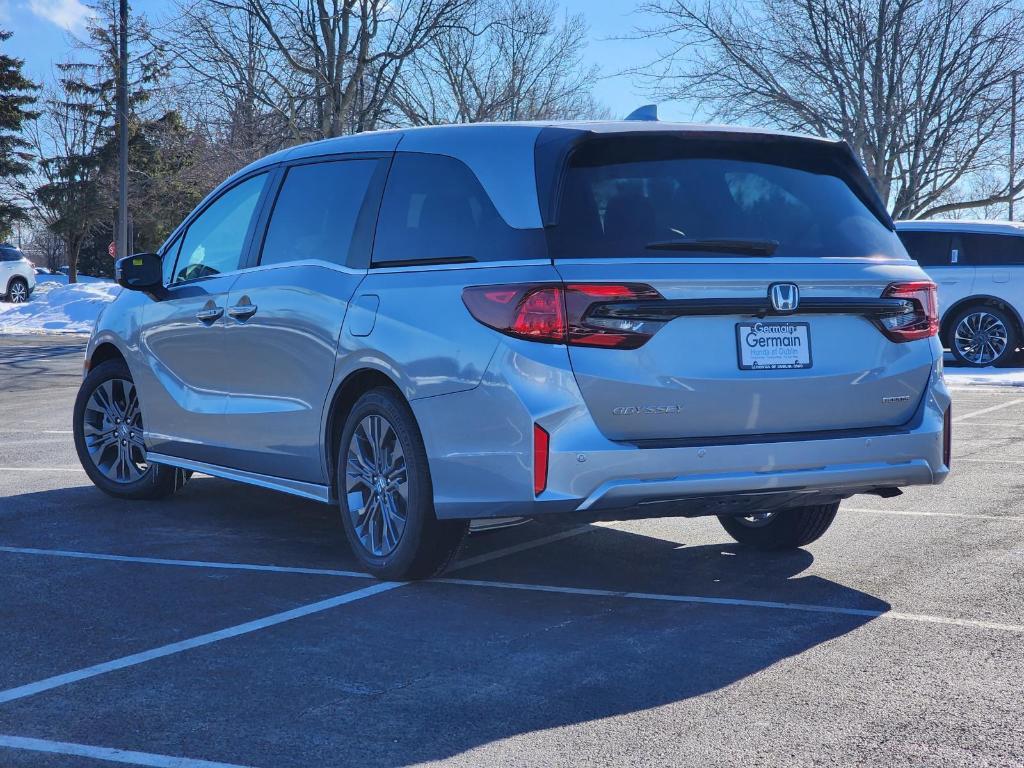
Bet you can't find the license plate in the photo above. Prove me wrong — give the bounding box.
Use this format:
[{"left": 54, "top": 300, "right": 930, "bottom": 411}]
[{"left": 736, "top": 322, "right": 812, "bottom": 370}]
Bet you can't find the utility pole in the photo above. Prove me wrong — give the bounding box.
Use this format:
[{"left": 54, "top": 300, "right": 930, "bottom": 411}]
[
  {"left": 1011, "top": 71, "right": 1018, "bottom": 221},
  {"left": 116, "top": 0, "right": 129, "bottom": 258}
]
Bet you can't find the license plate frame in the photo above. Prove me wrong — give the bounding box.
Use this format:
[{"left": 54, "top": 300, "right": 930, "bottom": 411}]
[{"left": 736, "top": 321, "right": 812, "bottom": 370}]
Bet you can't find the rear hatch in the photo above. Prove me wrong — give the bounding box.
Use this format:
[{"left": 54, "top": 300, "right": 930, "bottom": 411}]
[{"left": 542, "top": 131, "right": 936, "bottom": 443}]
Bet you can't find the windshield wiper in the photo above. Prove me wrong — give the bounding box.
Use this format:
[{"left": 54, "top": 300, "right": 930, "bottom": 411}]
[{"left": 645, "top": 238, "right": 779, "bottom": 256}]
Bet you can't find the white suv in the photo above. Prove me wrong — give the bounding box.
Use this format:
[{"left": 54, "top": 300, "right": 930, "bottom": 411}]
[
  {"left": 0, "top": 244, "right": 35, "bottom": 303},
  {"left": 896, "top": 220, "right": 1024, "bottom": 367}
]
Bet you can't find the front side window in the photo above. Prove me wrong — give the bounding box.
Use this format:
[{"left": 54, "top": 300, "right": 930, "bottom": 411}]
[
  {"left": 260, "top": 159, "right": 383, "bottom": 268},
  {"left": 550, "top": 136, "right": 907, "bottom": 260},
  {"left": 372, "top": 153, "right": 544, "bottom": 265},
  {"left": 173, "top": 174, "right": 267, "bottom": 283}
]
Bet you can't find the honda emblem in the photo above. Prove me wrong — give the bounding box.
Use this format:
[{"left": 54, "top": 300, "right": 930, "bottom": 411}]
[{"left": 769, "top": 283, "right": 799, "bottom": 313}]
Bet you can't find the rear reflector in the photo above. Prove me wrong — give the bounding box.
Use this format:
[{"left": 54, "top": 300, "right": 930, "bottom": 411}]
[
  {"left": 943, "top": 405, "right": 952, "bottom": 469},
  {"left": 879, "top": 281, "right": 938, "bottom": 342},
  {"left": 462, "top": 283, "right": 663, "bottom": 349},
  {"left": 533, "top": 424, "right": 549, "bottom": 496}
]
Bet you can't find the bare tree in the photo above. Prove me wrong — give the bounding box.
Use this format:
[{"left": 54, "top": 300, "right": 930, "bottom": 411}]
[
  {"left": 394, "top": 0, "right": 604, "bottom": 125},
  {"left": 168, "top": 0, "right": 308, "bottom": 161},
  {"left": 207, "top": 0, "right": 477, "bottom": 139},
  {"left": 20, "top": 224, "right": 66, "bottom": 272},
  {"left": 634, "top": 0, "right": 1024, "bottom": 219}
]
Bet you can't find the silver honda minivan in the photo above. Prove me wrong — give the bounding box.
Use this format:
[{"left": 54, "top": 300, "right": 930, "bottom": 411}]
[{"left": 74, "top": 121, "right": 951, "bottom": 578}]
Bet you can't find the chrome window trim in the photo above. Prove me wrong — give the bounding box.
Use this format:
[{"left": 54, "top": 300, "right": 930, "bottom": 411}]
[
  {"left": 240, "top": 258, "right": 365, "bottom": 276},
  {"left": 369, "top": 259, "right": 551, "bottom": 274}
]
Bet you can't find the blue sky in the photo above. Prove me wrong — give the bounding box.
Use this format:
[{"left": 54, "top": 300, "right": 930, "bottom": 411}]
[{"left": 0, "top": 0, "right": 701, "bottom": 122}]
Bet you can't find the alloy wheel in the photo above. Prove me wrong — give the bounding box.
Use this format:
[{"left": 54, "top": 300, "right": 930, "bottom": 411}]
[
  {"left": 81, "top": 377, "right": 148, "bottom": 482},
  {"left": 954, "top": 311, "right": 1008, "bottom": 365},
  {"left": 345, "top": 414, "right": 409, "bottom": 557},
  {"left": 8, "top": 281, "right": 27, "bottom": 303}
]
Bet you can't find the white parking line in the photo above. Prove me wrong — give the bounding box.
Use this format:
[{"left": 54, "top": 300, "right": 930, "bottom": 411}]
[
  {"left": 0, "top": 546, "right": 375, "bottom": 579},
  {"left": 952, "top": 420, "right": 1024, "bottom": 427},
  {"left": 845, "top": 507, "right": 1024, "bottom": 522},
  {"left": 0, "top": 526, "right": 599, "bottom": 578},
  {"left": 0, "top": 466, "right": 84, "bottom": 472},
  {"left": 0, "top": 527, "right": 601, "bottom": 708},
  {"left": 0, "top": 429, "right": 74, "bottom": 435},
  {"left": 953, "top": 399, "right": 1024, "bottom": 423},
  {"left": 958, "top": 457, "right": 1024, "bottom": 465},
  {"left": 434, "top": 577, "right": 1024, "bottom": 633},
  {"left": 0, "top": 581, "right": 401, "bottom": 705},
  {"left": 0, "top": 735, "right": 256, "bottom": 768},
  {"left": 0, "top": 504, "right": 1020, "bottom": 721}
]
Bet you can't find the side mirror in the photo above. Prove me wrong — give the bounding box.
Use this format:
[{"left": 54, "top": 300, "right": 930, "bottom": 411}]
[{"left": 115, "top": 253, "right": 162, "bottom": 291}]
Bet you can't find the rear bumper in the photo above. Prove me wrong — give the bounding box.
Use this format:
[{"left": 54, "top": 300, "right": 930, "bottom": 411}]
[{"left": 412, "top": 339, "right": 950, "bottom": 520}]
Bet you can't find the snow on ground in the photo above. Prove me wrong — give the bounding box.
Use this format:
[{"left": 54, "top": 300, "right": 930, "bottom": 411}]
[
  {"left": 0, "top": 276, "right": 120, "bottom": 334},
  {"left": 943, "top": 366, "right": 1024, "bottom": 388}
]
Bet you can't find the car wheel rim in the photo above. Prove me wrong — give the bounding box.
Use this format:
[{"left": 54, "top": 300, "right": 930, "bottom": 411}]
[
  {"left": 735, "top": 511, "right": 777, "bottom": 528},
  {"left": 82, "top": 377, "right": 148, "bottom": 483},
  {"left": 954, "top": 312, "right": 1008, "bottom": 365},
  {"left": 345, "top": 414, "right": 408, "bottom": 558},
  {"left": 9, "top": 283, "right": 26, "bottom": 303}
]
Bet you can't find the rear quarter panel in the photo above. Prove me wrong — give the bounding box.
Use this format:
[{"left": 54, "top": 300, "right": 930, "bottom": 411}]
[{"left": 338, "top": 262, "right": 562, "bottom": 401}]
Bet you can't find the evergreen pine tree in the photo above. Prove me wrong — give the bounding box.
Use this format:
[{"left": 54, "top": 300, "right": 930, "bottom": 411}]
[{"left": 0, "top": 30, "right": 39, "bottom": 240}]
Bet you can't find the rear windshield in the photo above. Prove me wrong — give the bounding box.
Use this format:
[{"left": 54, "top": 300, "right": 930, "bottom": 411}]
[{"left": 548, "top": 136, "right": 906, "bottom": 260}]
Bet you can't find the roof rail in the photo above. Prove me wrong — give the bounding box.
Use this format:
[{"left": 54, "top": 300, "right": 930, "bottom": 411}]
[{"left": 624, "top": 104, "right": 658, "bottom": 122}]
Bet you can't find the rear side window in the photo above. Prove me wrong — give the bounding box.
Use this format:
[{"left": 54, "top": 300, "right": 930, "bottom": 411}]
[
  {"left": 260, "top": 158, "right": 385, "bottom": 269},
  {"left": 173, "top": 173, "right": 267, "bottom": 284},
  {"left": 897, "top": 231, "right": 951, "bottom": 266},
  {"left": 372, "top": 153, "right": 545, "bottom": 266},
  {"left": 0, "top": 247, "right": 23, "bottom": 262},
  {"left": 550, "top": 136, "right": 906, "bottom": 260},
  {"left": 958, "top": 233, "right": 1024, "bottom": 265}
]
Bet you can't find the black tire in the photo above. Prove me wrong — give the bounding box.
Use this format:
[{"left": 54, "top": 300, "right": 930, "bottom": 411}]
[
  {"left": 947, "top": 305, "right": 1019, "bottom": 368},
  {"left": 4, "top": 276, "right": 28, "bottom": 303},
  {"left": 718, "top": 502, "right": 839, "bottom": 550},
  {"left": 73, "top": 359, "right": 190, "bottom": 500},
  {"left": 337, "top": 387, "right": 467, "bottom": 580}
]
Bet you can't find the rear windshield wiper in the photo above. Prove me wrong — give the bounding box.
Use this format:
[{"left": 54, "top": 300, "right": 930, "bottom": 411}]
[{"left": 644, "top": 238, "right": 779, "bottom": 256}]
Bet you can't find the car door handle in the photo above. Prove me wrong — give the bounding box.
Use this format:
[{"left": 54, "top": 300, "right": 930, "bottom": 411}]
[
  {"left": 195, "top": 307, "right": 224, "bottom": 323},
  {"left": 227, "top": 304, "right": 257, "bottom": 320}
]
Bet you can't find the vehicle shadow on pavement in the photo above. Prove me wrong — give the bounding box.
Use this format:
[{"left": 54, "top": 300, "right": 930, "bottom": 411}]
[
  {"left": 0, "top": 341, "right": 85, "bottom": 370},
  {"left": 0, "top": 339, "right": 87, "bottom": 391},
  {"left": 0, "top": 480, "right": 892, "bottom": 767}
]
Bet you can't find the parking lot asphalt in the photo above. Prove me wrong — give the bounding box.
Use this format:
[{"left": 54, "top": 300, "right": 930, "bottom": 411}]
[{"left": 0, "top": 335, "right": 1022, "bottom": 768}]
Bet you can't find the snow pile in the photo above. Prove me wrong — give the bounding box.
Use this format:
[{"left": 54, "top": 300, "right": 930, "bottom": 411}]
[
  {"left": 944, "top": 367, "right": 1024, "bottom": 388},
  {"left": 0, "top": 277, "right": 121, "bottom": 334},
  {"left": 34, "top": 273, "right": 111, "bottom": 286}
]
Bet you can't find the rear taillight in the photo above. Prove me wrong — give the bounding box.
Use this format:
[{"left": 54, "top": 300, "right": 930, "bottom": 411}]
[
  {"left": 462, "top": 283, "right": 663, "bottom": 349},
  {"left": 533, "top": 423, "right": 549, "bottom": 496},
  {"left": 879, "top": 281, "right": 938, "bottom": 342}
]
